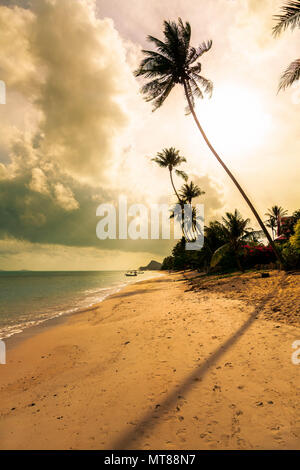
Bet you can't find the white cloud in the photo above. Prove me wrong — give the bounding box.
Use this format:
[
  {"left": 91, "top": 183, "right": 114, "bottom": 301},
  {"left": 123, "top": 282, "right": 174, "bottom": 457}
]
[
  {"left": 0, "top": 0, "right": 139, "bottom": 184},
  {"left": 28, "top": 167, "right": 49, "bottom": 194},
  {"left": 54, "top": 182, "right": 79, "bottom": 211}
]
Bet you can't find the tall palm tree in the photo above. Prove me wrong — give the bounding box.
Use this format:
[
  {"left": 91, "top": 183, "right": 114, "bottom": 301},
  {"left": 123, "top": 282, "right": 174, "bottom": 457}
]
[
  {"left": 265, "top": 205, "right": 288, "bottom": 236},
  {"left": 135, "top": 18, "right": 283, "bottom": 265},
  {"left": 210, "top": 210, "right": 252, "bottom": 271},
  {"left": 273, "top": 1, "right": 300, "bottom": 90},
  {"left": 151, "top": 147, "right": 188, "bottom": 202}
]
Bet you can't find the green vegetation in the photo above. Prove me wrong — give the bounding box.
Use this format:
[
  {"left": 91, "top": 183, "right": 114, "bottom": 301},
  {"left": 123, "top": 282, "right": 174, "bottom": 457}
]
[
  {"left": 290, "top": 220, "right": 300, "bottom": 251},
  {"left": 161, "top": 207, "right": 300, "bottom": 273}
]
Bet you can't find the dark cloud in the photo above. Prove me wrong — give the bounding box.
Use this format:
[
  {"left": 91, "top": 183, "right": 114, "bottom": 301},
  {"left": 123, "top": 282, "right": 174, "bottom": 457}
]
[
  {"left": 0, "top": 162, "right": 175, "bottom": 255},
  {"left": 0, "top": 1, "right": 31, "bottom": 7}
]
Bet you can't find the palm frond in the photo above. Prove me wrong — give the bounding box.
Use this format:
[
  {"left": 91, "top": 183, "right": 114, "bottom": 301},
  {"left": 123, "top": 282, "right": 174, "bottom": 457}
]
[
  {"left": 178, "top": 18, "right": 191, "bottom": 51},
  {"left": 210, "top": 243, "right": 230, "bottom": 268},
  {"left": 175, "top": 169, "right": 188, "bottom": 181},
  {"left": 151, "top": 156, "right": 168, "bottom": 168},
  {"left": 273, "top": 1, "right": 300, "bottom": 36},
  {"left": 278, "top": 58, "right": 300, "bottom": 90},
  {"left": 141, "top": 76, "right": 172, "bottom": 99},
  {"left": 152, "top": 79, "right": 176, "bottom": 110},
  {"left": 135, "top": 55, "right": 172, "bottom": 79},
  {"left": 187, "top": 40, "right": 212, "bottom": 64},
  {"left": 190, "top": 78, "right": 204, "bottom": 100},
  {"left": 196, "top": 75, "right": 213, "bottom": 97},
  {"left": 195, "top": 40, "right": 213, "bottom": 59},
  {"left": 146, "top": 35, "right": 174, "bottom": 61}
]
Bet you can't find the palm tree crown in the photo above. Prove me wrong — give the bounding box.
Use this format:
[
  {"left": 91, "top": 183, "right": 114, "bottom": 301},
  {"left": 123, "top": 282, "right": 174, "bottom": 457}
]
[
  {"left": 265, "top": 205, "right": 288, "bottom": 237},
  {"left": 179, "top": 181, "right": 205, "bottom": 203},
  {"left": 265, "top": 205, "right": 287, "bottom": 223},
  {"left": 221, "top": 210, "right": 251, "bottom": 246},
  {"left": 210, "top": 210, "right": 252, "bottom": 270},
  {"left": 135, "top": 18, "right": 213, "bottom": 111},
  {"left": 152, "top": 147, "right": 187, "bottom": 180},
  {"left": 273, "top": 1, "right": 300, "bottom": 90},
  {"left": 151, "top": 147, "right": 188, "bottom": 203}
]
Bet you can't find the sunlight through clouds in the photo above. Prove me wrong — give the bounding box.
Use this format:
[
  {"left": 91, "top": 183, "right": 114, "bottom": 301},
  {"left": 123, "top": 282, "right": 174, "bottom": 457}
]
[{"left": 0, "top": 0, "right": 299, "bottom": 269}]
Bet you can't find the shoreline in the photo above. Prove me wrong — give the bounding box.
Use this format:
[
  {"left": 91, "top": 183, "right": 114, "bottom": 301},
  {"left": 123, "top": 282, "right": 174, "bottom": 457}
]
[
  {"left": 3, "top": 271, "right": 163, "bottom": 351},
  {"left": 0, "top": 271, "right": 299, "bottom": 450}
]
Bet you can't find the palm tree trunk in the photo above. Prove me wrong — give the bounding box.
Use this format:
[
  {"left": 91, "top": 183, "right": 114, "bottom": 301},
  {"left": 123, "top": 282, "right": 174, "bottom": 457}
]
[
  {"left": 169, "top": 170, "right": 181, "bottom": 202},
  {"left": 183, "top": 81, "right": 284, "bottom": 267},
  {"left": 169, "top": 170, "right": 191, "bottom": 242}
]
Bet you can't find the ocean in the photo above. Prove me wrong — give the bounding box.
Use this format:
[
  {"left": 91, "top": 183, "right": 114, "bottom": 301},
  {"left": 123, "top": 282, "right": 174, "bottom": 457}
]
[{"left": 0, "top": 270, "right": 161, "bottom": 339}]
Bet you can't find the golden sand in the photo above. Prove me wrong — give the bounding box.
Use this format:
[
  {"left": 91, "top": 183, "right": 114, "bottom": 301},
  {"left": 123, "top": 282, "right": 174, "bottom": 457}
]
[{"left": 0, "top": 271, "right": 299, "bottom": 449}]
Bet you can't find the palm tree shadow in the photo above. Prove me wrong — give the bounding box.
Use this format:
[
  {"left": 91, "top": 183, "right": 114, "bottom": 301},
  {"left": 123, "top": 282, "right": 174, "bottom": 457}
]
[{"left": 111, "top": 287, "right": 276, "bottom": 449}]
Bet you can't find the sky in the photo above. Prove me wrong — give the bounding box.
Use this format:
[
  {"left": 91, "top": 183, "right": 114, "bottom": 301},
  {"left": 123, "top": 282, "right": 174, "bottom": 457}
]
[{"left": 0, "top": 0, "right": 299, "bottom": 270}]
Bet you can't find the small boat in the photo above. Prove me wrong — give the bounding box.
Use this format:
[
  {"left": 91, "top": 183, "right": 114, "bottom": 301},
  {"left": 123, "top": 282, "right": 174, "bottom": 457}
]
[{"left": 125, "top": 270, "right": 138, "bottom": 277}]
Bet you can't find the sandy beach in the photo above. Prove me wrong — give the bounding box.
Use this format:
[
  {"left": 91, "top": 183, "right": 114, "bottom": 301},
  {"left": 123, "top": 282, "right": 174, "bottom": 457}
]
[{"left": 0, "top": 271, "right": 299, "bottom": 450}]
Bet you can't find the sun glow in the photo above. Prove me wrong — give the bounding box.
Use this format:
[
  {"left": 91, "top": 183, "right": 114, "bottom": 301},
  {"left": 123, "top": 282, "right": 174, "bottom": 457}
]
[{"left": 195, "top": 84, "right": 273, "bottom": 157}]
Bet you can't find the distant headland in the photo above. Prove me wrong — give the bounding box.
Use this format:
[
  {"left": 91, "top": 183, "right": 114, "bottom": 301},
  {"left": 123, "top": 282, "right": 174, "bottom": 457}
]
[{"left": 139, "top": 260, "right": 162, "bottom": 271}]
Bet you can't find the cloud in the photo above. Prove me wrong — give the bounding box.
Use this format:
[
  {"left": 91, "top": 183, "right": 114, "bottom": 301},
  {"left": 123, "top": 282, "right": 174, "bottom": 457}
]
[
  {"left": 0, "top": 155, "right": 178, "bottom": 256},
  {"left": 28, "top": 167, "right": 49, "bottom": 194},
  {"left": 190, "top": 174, "right": 224, "bottom": 221},
  {"left": 0, "top": 238, "right": 163, "bottom": 270},
  {"left": 0, "top": 0, "right": 138, "bottom": 184},
  {"left": 53, "top": 183, "right": 79, "bottom": 211}
]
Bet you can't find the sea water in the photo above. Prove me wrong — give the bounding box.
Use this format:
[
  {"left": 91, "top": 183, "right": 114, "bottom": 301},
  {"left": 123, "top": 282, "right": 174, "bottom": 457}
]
[{"left": 0, "top": 270, "right": 160, "bottom": 339}]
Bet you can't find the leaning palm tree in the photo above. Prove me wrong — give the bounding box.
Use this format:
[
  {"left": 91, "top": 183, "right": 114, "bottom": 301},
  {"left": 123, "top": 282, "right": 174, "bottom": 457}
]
[
  {"left": 273, "top": 1, "right": 300, "bottom": 90},
  {"left": 151, "top": 147, "right": 188, "bottom": 202},
  {"left": 135, "top": 18, "right": 283, "bottom": 265}
]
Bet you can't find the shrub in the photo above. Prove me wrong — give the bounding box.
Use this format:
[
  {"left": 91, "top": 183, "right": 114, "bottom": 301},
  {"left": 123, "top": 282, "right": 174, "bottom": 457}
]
[
  {"left": 280, "top": 242, "right": 300, "bottom": 269},
  {"left": 290, "top": 220, "right": 300, "bottom": 252},
  {"left": 161, "top": 256, "right": 174, "bottom": 270},
  {"left": 241, "top": 244, "right": 276, "bottom": 268}
]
